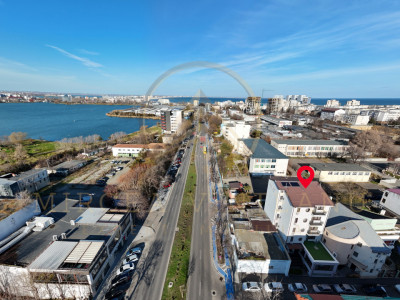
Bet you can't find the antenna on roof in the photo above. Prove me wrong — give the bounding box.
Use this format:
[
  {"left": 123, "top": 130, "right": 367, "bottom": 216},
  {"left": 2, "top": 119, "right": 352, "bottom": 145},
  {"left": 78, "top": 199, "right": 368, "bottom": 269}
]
[
  {"left": 52, "top": 235, "right": 58, "bottom": 241},
  {"left": 70, "top": 220, "right": 76, "bottom": 226}
]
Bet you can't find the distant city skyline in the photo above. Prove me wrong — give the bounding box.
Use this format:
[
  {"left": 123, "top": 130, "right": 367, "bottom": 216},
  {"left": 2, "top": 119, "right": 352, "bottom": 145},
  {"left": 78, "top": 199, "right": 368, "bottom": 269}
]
[{"left": 1, "top": 1, "right": 400, "bottom": 98}]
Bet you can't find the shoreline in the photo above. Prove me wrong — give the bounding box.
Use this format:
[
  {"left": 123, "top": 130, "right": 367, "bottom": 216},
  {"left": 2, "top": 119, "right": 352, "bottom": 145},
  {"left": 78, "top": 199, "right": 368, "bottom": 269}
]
[{"left": 106, "top": 110, "right": 161, "bottom": 120}]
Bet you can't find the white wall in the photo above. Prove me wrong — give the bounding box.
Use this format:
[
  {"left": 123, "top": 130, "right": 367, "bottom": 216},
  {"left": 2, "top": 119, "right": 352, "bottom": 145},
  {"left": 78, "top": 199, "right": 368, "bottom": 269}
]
[
  {"left": 249, "top": 158, "right": 288, "bottom": 175},
  {"left": 236, "top": 258, "right": 290, "bottom": 276},
  {"left": 318, "top": 170, "right": 370, "bottom": 182},
  {"left": 0, "top": 200, "right": 41, "bottom": 241},
  {"left": 380, "top": 190, "right": 400, "bottom": 217}
]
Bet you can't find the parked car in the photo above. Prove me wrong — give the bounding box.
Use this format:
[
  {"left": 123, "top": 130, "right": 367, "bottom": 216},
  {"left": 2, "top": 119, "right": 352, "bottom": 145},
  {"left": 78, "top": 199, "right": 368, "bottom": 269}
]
[
  {"left": 96, "top": 179, "right": 106, "bottom": 186},
  {"left": 333, "top": 284, "right": 357, "bottom": 294},
  {"left": 163, "top": 183, "right": 171, "bottom": 188},
  {"left": 126, "top": 246, "right": 142, "bottom": 257},
  {"left": 111, "top": 270, "right": 134, "bottom": 285},
  {"left": 362, "top": 284, "right": 387, "bottom": 297},
  {"left": 105, "top": 289, "right": 125, "bottom": 300},
  {"left": 264, "top": 282, "right": 284, "bottom": 293},
  {"left": 242, "top": 282, "right": 262, "bottom": 292},
  {"left": 122, "top": 254, "right": 139, "bottom": 265},
  {"left": 111, "top": 275, "right": 131, "bottom": 288},
  {"left": 288, "top": 283, "right": 308, "bottom": 293},
  {"left": 116, "top": 262, "right": 135, "bottom": 276},
  {"left": 312, "top": 284, "right": 333, "bottom": 293}
]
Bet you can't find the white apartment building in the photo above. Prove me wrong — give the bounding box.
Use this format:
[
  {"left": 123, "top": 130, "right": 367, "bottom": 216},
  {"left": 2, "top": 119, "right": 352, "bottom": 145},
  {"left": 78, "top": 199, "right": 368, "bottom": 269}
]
[
  {"left": 346, "top": 99, "right": 361, "bottom": 106},
  {"left": 325, "top": 99, "right": 341, "bottom": 107},
  {"left": 376, "top": 109, "right": 400, "bottom": 122},
  {"left": 112, "top": 143, "right": 165, "bottom": 157},
  {"left": 343, "top": 114, "right": 370, "bottom": 126},
  {"left": 161, "top": 108, "right": 183, "bottom": 134},
  {"left": 271, "top": 139, "right": 349, "bottom": 157},
  {"left": 240, "top": 139, "right": 288, "bottom": 175},
  {"left": 221, "top": 120, "right": 251, "bottom": 152},
  {"left": 379, "top": 189, "right": 400, "bottom": 218},
  {"left": 264, "top": 178, "right": 334, "bottom": 244},
  {"left": 320, "top": 108, "right": 346, "bottom": 121},
  {"left": 309, "top": 163, "right": 371, "bottom": 183},
  {"left": 323, "top": 203, "right": 391, "bottom": 277},
  {"left": 286, "top": 95, "right": 311, "bottom": 104}
]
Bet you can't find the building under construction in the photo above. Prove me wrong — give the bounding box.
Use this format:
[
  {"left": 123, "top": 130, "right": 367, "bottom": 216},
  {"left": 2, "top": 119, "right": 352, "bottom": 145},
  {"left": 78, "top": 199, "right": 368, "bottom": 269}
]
[{"left": 244, "top": 96, "right": 261, "bottom": 115}]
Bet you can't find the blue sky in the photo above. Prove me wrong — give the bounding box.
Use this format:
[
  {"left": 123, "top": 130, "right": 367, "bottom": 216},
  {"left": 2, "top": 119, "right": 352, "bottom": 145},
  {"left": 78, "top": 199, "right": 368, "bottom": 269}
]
[{"left": 1, "top": 0, "right": 400, "bottom": 98}]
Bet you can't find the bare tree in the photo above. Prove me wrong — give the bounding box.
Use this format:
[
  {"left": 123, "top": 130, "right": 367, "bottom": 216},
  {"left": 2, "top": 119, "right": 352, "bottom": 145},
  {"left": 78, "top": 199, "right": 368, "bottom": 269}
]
[
  {"left": 346, "top": 143, "right": 365, "bottom": 163},
  {"left": 13, "top": 144, "right": 28, "bottom": 161},
  {"left": 8, "top": 132, "right": 27, "bottom": 144}
]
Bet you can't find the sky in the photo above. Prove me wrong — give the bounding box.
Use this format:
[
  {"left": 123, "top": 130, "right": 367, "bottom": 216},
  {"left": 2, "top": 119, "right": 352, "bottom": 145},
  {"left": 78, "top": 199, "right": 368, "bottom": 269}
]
[{"left": 0, "top": 0, "right": 400, "bottom": 98}]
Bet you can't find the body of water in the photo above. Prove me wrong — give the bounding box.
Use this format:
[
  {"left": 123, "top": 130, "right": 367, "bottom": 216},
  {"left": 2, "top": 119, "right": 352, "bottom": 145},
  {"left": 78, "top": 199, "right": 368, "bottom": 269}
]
[{"left": 0, "top": 103, "right": 157, "bottom": 141}]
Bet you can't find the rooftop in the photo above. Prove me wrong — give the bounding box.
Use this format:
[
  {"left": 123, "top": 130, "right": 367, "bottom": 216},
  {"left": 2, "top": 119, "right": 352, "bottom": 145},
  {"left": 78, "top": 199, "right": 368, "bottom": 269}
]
[
  {"left": 309, "top": 163, "right": 370, "bottom": 172},
  {"left": 303, "top": 241, "right": 335, "bottom": 261},
  {"left": 272, "top": 139, "right": 349, "bottom": 146},
  {"left": 51, "top": 160, "right": 86, "bottom": 170},
  {"left": 274, "top": 178, "right": 334, "bottom": 207},
  {"left": 235, "top": 229, "right": 289, "bottom": 260},
  {"left": 8, "top": 168, "right": 47, "bottom": 181},
  {"left": 0, "top": 199, "right": 125, "bottom": 267},
  {"left": 242, "top": 138, "right": 288, "bottom": 159}
]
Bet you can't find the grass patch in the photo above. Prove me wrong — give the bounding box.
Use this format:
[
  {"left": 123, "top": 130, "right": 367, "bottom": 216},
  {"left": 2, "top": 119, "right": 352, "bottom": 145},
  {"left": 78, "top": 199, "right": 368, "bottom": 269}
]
[
  {"left": 24, "top": 140, "right": 57, "bottom": 156},
  {"left": 162, "top": 142, "right": 197, "bottom": 300},
  {"left": 303, "top": 241, "right": 334, "bottom": 261}
]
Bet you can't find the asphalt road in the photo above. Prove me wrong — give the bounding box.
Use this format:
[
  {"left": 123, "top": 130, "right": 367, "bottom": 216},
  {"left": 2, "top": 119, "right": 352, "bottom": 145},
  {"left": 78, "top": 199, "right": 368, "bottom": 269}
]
[
  {"left": 126, "top": 138, "right": 195, "bottom": 300},
  {"left": 186, "top": 124, "right": 226, "bottom": 300}
]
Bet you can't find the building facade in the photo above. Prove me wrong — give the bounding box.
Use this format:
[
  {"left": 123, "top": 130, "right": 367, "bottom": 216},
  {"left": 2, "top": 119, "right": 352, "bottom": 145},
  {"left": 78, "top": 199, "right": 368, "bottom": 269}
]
[
  {"left": 271, "top": 139, "right": 349, "bottom": 157},
  {"left": 0, "top": 169, "right": 49, "bottom": 197},
  {"left": 241, "top": 139, "right": 288, "bottom": 176},
  {"left": 161, "top": 109, "right": 183, "bottom": 134},
  {"left": 308, "top": 163, "right": 371, "bottom": 183},
  {"left": 379, "top": 189, "right": 400, "bottom": 218},
  {"left": 112, "top": 143, "right": 165, "bottom": 157}
]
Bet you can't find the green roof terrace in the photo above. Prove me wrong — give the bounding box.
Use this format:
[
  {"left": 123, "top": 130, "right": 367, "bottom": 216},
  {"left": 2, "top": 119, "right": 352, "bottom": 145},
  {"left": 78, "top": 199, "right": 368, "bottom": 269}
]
[{"left": 303, "top": 241, "right": 335, "bottom": 261}]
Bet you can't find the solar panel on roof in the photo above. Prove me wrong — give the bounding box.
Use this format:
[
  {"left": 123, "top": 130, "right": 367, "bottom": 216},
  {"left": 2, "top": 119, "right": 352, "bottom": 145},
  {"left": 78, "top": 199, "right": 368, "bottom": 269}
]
[{"left": 290, "top": 182, "right": 300, "bottom": 186}]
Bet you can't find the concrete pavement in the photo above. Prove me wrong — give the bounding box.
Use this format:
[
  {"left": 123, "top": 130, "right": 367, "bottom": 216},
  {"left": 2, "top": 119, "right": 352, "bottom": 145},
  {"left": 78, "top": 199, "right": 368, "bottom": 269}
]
[{"left": 187, "top": 124, "right": 225, "bottom": 300}]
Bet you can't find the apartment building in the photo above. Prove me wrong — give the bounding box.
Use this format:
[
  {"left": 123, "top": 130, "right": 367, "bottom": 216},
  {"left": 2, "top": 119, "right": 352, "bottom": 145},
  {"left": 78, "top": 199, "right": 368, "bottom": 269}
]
[
  {"left": 308, "top": 163, "right": 371, "bottom": 183},
  {"left": 325, "top": 99, "right": 341, "bottom": 107},
  {"left": 342, "top": 114, "right": 370, "bottom": 126},
  {"left": 320, "top": 108, "right": 346, "bottom": 121},
  {"left": 244, "top": 96, "right": 261, "bottom": 115},
  {"left": 379, "top": 189, "right": 400, "bottom": 218},
  {"left": 161, "top": 108, "right": 183, "bottom": 134},
  {"left": 346, "top": 99, "right": 361, "bottom": 106},
  {"left": 221, "top": 120, "right": 251, "bottom": 152},
  {"left": 271, "top": 139, "right": 349, "bottom": 157},
  {"left": 376, "top": 109, "right": 400, "bottom": 122},
  {"left": 323, "top": 203, "right": 391, "bottom": 277},
  {"left": 264, "top": 178, "right": 334, "bottom": 244},
  {"left": 112, "top": 143, "right": 165, "bottom": 157},
  {"left": 264, "top": 178, "right": 338, "bottom": 276},
  {"left": 240, "top": 139, "right": 288, "bottom": 176},
  {"left": 0, "top": 169, "right": 49, "bottom": 197},
  {"left": 0, "top": 200, "right": 132, "bottom": 299}
]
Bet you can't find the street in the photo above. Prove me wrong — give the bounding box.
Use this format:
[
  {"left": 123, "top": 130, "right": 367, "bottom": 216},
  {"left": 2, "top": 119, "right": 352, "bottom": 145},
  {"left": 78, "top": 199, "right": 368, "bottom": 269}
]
[{"left": 187, "top": 123, "right": 226, "bottom": 299}]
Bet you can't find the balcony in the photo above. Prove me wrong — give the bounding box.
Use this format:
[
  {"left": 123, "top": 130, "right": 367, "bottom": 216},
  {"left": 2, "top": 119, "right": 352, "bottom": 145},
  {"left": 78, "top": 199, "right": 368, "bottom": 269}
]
[
  {"left": 307, "top": 229, "right": 321, "bottom": 235},
  {"left": 310, "top": 219, "right": 323, "bottom": 226},
  {"left": 312, "top": 209, "right": 326, "bottom": 215}
]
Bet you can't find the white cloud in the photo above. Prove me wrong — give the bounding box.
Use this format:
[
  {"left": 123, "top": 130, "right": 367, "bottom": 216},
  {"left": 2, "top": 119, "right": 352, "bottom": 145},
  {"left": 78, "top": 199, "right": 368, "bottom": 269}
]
[
  {"left": 78, "top": 49, "right": 100, "bottom": 56},
  {"left": 0, "top": 57, "right": 37, "bottom": 71},
  {"left": 46, "top": 45, "right": 103, "bottom": 68}
]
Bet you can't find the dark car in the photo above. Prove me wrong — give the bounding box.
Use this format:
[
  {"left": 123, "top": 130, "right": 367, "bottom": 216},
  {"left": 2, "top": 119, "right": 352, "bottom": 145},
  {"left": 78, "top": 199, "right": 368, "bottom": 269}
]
[
  {"left": 111, "top": 269, "right": 134, "bottom": 285},
  {"left": 105, "top": 289, "right": 125, "bottom": 300},
  {"left": 111, "top": 275, "right": 131, "bottom": 288},
  {"left": 96, "top": 180, "right": 106, "bottom": 186},
  {"left": 362, "top": 284, "right": 387, "bottom": 297}
]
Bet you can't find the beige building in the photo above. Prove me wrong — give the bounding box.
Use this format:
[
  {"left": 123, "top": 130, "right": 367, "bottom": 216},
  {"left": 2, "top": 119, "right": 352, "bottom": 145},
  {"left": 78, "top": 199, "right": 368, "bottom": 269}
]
[{"left": 308, "top": 163, "right": 371, "bottom": 183}]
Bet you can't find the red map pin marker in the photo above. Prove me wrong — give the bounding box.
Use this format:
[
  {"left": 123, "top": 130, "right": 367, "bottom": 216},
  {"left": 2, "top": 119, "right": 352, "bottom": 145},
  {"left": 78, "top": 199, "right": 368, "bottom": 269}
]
[{"left": 297, "top": 166, "right": 315, "bottom": 189}]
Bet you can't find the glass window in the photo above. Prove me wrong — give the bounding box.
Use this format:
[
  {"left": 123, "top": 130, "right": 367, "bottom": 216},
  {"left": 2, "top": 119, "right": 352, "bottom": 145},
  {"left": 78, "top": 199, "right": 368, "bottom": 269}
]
[
  {"left": 328, "top": 172, "right": 333, "bottom": 175},
  {"left": 353, "top": 251, "right": 359, "bottom": 257},
  {"left": 346, "top": 172, "right": 351, "bottom": 175},
  {"left": 340, "top": 172, "right": 345, "bottom": 175},
  {"left": 272, "top": 159, "right": 276, "bottom": 162},
  {"left": 334, "top": 172, "right": 339, "bottom": 175},
  {"left": 365, "top": 172, "right": 370, "bottom": 175},
  {"left": 352, "top": 172, "right": 357, "bottom": 175},
  {"left": 358, "top": 172, "right": 363, "bottom": 175},
  {"left": 271, "top": 165, "right": 275, "bottom": 168}
]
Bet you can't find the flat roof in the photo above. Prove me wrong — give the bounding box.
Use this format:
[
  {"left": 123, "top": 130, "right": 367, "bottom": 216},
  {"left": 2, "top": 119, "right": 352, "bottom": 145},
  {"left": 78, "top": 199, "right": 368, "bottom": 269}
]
[
  {"left": 272, "top": 139, "right": 348, "bottom": 146},
  {"left": 75, "top": 208, "right": 109, "bottom": 224},
  {"left": 9, "top": 168, "right": 46, "bottom": 181},
  {"left": 274, "top": 178, "right": 333, "bottom": 207},
  {"left": 0, "top": 200, "right": 119, "bottom": 267},
  {"left": 309, "top": 163, "right": 370, "bottom": 172},
  {"left": 242, "top": 138, "right": 288, "bottom": 159},
  {"left": 28, "top": 241, "right": 78, "bottom": 271},
  {"left": 235, "top": 229, "right": 289, "bottom": 260},
  {"left": 52, "top": 160, "right": 85, "bottom": 170},
  {"left": 303, "top": 241, "right": 334, "bottom": 261}
]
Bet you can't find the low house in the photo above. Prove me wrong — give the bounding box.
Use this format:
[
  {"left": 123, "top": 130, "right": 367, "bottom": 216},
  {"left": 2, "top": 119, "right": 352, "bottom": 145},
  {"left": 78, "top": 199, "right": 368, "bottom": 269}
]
[
  {"left": 308, "top": 163, "right": 371, "bottom": 183},
  {"left": 322, "top": 203, "right": 391, "bottom": 277},
  {"left": 240, "top": 139, "right": 289, "bottom": 176},
  {"left": 379, "top": 189, "right": 400, "bottom": 218},
  {"left": 0, "top": 169, "right": 49, "bottom": 197},
  {"left": 260, "top": 116, "right": 292, "bottom": 127},
  {"left": 112, "top": 143, "right": 166, "bottom": 157},
  {"left": 47, "top": 160, "right": 87, "bottom": 176},
  {"left": 320, "top": 108, "right": 346, "bottom": 121},
  {"left": 271, "top": 139, "right": 349, "bottom": 157},
  {"left": 229, "top": 204, "right": 291, "bottom": 277}
]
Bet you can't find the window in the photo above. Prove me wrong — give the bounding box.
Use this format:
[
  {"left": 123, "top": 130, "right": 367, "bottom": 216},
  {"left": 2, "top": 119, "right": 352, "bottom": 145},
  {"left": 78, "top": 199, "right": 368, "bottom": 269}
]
[
  {"left": 334, "top": 172, "right": 339, "bottom": 175},
  {"left": 303, "top": 218, "right": 307, "bottom": 223},
  {"left": 260, "top": 165, "right": 264, "bottom": 168},
  {"left": 364, "top": 172, "right": 369, "bottom": 175},
  {"left": 351, "top": 244, "right": 354, "bottom": 249},
  {"left": 271, "top": 165, "right": 275, "bottom": 168},
  {"left": 352, "top": 172, "right": 357, "bottom": 175},
  {"left": 306, "top": 208, "right": 310, "bottom": 212},
  {"left": 382, "top": 198, "right": 386, "bottom": 203},
  {"left": 292, "top": 228, "right": 296, "bottom": 233},
  {"left": 290, "top": 237, "right": 294, "bottom": 242},
  {"left": 346, "top": 172, "right": 351, "bottom": 175},
  {"left": 328, "top": 172, "right": 333, "bottom": 175},
  {"left": 358, "top": 172, "right": 363, "bottom": 175},
  {"left": 340, "top": 172, "right": 345, "bottom": 175},
  {"left": 323, "top": 238, "right": 326, "bottom": 243},
  {"left": 298, "top": 238, "right": 302, "bottom": 242},
  {"left": 261, "top": 159, "right": 265, "bottom": 163},
  {"left": 370, "top": 269, "right": 373, "bottom": 273},
  {"left": 272, "top": 159, "right": 276, "bottom": 162},
  {"left": 269, "top": 265, "right": 274, "bottom": 269},
  {"left": 353, "top": 251, "right": 359, "bottom": 257},
  {"left": 301, "top": 229, "right": 305, "bottom": 232},
  {"left": 294, "top": 218, "right": 298, "bottom": 223},
  {"left": 374, "top": 259, "right": 378, "bottom": 264}
]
